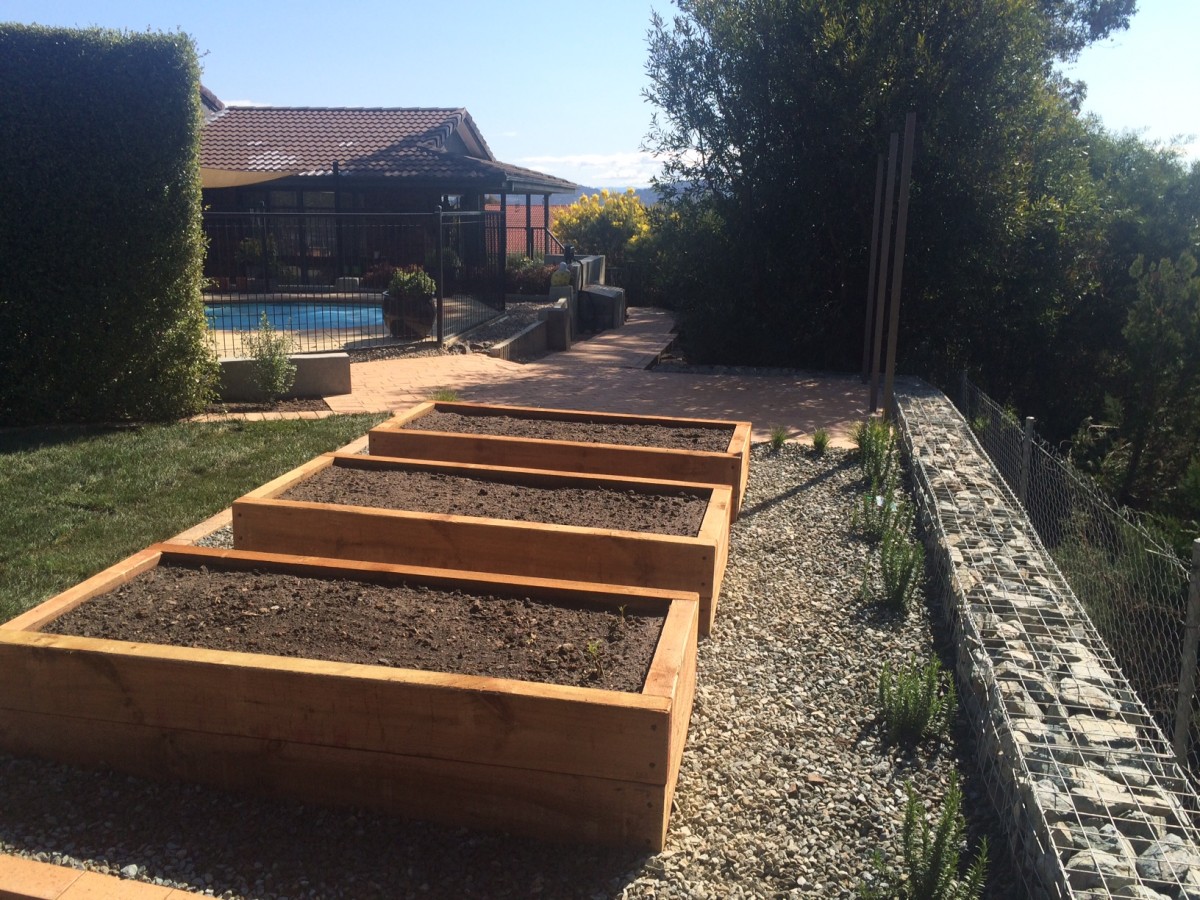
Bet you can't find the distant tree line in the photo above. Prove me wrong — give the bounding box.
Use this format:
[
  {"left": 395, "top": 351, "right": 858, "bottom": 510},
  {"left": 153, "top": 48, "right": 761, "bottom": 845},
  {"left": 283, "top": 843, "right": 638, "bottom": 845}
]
[{"left": 600, "top": 0, "right": 1199, "bottom": 554}]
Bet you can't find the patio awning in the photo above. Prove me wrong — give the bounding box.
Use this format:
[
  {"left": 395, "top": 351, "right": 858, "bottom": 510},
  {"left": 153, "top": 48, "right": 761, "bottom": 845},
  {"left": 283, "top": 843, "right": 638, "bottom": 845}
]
[{"left": 200, "top": 168, "right": 297, "bottom": 189}]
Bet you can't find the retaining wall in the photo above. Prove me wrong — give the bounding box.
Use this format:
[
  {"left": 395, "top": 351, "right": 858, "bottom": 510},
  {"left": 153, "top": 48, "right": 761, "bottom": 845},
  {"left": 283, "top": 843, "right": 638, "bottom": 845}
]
[{"left": 894, "top": 381, "right": 1200, "bottom": 899}]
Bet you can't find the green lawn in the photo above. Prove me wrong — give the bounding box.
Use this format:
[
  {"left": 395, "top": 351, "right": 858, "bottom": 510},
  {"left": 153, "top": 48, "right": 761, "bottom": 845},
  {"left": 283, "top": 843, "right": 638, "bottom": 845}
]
[{"left": 0, "top": 414, "right": 387, "bottom": 621}]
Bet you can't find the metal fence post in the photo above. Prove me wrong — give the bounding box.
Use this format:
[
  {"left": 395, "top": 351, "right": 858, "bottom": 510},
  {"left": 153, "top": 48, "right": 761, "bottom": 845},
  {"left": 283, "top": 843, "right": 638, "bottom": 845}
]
[
  {"left": 1018, "top": 416, "right": 1035, "bottom": 507},
  {"left": 435, "top": 206, "right": 445, "bottom": 347},
  {"left": 1174, "top": 539, "right": 1200, "bottom": 767}
]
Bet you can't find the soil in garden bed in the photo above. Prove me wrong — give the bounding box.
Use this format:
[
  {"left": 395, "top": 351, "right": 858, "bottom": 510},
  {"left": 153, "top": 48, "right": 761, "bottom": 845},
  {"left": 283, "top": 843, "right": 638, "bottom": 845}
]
[
  {"left": 281, "top": 466, "right": 709, "bottom": 535},
  {"left": 404, "top": 410, "right": 735, "bottom": 453},
  {"left": 42, "top": 563, "right": 663, "bottom": 693}
]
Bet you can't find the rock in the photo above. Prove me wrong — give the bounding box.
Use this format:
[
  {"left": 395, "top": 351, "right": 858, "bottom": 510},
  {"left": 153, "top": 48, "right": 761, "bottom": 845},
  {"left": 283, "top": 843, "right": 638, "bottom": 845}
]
[
  {"left": 1059, "top": 678, "right": 1122, "bottom": 716},
  {"left": 1064, "top": 848, "right": 1138, "bottom": 892},
  {"left": 1138, "top": 833, "right": 1200, "bottom": 889}
]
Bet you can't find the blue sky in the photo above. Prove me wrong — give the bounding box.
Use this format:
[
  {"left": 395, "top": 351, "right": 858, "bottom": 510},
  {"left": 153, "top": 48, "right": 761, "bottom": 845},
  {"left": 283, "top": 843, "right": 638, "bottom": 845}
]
[{"left": 5, "top": 0, "right": 1196, "bottom": 188}]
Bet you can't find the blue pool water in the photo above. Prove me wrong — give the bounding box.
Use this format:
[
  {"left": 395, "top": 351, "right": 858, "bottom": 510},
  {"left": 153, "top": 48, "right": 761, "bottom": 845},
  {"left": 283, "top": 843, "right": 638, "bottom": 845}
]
[{"left": 205, "top": 301, "right": 383, "bottom": 331}]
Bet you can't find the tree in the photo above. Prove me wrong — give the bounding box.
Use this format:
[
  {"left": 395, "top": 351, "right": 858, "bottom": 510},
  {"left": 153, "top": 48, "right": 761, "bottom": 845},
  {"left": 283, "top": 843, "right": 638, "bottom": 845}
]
[
  {"left": 643, "top": 0, "right": 1091, "bottom": 376},
  {"left": 1036, "top": 0, "right": 1136, "bottom": 60}
]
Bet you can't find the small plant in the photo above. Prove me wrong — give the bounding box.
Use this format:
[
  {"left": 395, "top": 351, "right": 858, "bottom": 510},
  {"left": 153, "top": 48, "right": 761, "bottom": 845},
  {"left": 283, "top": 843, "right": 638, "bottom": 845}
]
[
  {"left": 429, "top": 388, "right": 460, "bottom": 402},
  {"left": 970, "top": 415, "right": 988, "bottom": 437},
  {"left": 858, "top": 554, "right": 876, "bottom": 605},
  {"left": 858, "top": 776, "right": 987, "bottom": 899},
  {"left": 853, "top": 418, "right": 896, "bottom": 487},
  {"left": 812, "top": 427, "right": 830, "bottom": 455},
  {"left": 880, "top": 522, "right": 925, "bottom": 611},
  {"left": 243, "top": 312, "right": 296, "bottom": 404},
  {"left": 505, "top": 255, "right": 555, "bottom": 294},
  {"left": 769, "top": 425, "right": 788, "bottom": 451},
  {"left": 851, "top": 469, "right": 902, "bottom": 543},
  {"left": 877, "top": 655, "right": 956, "bottom": 747},
  {"left": 388, "top": 265, "right": 437, "bottom": 300}
]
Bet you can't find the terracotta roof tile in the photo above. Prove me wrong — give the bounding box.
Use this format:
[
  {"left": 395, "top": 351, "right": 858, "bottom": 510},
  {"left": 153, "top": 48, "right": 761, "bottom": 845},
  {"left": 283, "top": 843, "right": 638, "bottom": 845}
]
[{"left": 201, "top": 107, "right": 576, "bottom": 192}]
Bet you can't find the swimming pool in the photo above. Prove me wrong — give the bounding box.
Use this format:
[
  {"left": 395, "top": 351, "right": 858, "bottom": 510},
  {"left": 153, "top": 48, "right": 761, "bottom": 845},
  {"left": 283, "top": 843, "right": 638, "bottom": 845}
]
[{"left": 205, "top": 301, "right": 384, "bottom": 332}]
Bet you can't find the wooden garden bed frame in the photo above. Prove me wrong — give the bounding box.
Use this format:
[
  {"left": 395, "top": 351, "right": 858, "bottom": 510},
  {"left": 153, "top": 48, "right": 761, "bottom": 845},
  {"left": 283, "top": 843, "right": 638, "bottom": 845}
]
[
  {"left": 368, "top": 401, "right": 753, "bottom": 520},
  {"left": 232, "top": 453, "right": 731, "bottom": 635},
  {"left": 0, "top": 545, "right": 699, "bottom": 849}
]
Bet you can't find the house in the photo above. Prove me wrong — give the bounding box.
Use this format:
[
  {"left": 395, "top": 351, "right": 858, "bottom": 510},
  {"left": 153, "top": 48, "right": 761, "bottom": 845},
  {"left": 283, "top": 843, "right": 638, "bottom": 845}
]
[
  {"left": 198, "top": 89, "right": 577, "bottom": 291},
  {"left": 199, "top": 91, "right": 577, "bottom": 216}
]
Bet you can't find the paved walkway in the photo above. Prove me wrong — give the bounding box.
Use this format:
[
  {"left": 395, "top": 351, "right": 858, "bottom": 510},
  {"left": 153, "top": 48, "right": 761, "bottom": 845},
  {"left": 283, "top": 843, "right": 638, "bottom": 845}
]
[{"left": 324, "top": 307, "right": 870, "bottom": 446}]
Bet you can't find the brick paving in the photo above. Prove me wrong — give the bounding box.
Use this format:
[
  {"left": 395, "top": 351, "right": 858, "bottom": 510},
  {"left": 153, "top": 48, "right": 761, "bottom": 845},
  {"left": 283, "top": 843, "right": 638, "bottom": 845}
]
[{"left": 324, "top": 307, "right": 869, "bottom": 446}]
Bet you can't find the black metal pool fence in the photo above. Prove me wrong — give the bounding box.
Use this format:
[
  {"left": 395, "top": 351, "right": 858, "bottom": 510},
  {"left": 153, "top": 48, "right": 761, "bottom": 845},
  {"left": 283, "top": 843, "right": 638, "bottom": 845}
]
[{"left": 202, "top": 210, "right": 505, "bottom": 358}]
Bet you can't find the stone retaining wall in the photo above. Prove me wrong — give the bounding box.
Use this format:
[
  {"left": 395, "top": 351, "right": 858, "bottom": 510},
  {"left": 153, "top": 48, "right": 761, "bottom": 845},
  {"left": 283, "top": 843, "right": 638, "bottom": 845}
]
[
  {"left": 894, "top": 381, "right": 1200, "bottom": 899},
  {"left": 486, "top": 320, "right": 548, "bottom": 361}
]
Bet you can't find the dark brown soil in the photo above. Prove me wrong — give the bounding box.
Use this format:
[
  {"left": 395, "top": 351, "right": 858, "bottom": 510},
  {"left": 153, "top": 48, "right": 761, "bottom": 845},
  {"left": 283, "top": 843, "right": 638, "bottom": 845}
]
[
  {"left": 281, "top": 465, "right": 709, "bottom": 535},
  {"left": 206, "top": 397, "right": 331, "bottom": 414},
  {"left": 406, "top": 410, "right": 735, "bottom": 452},
  {"left": 42, "top": 562, "right": 664, "bottom": 693}
]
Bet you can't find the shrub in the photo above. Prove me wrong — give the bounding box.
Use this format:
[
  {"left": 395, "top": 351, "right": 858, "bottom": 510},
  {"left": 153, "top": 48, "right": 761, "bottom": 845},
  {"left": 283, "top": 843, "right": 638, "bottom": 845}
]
[
  {"left": 812, "top": 427, "right": 830, "bottom": 455},
  {"left": 860, "top": 776, "right": 987, "bottom": 900},
  {"left": 243, "top": 313, "right": 295, "bottom": 403},
  {"left": 0, "top": 24, "right": 218, "bottom": 423},
  {"left": 878, "top": 655, "right": 956, "bottom": 747},
  {"left": 361, "top": 262, "right": 397, "bottom": 289},
  {"left": 853, "top": 418, "right": 896, "bottom": 487},
  {"left": 880, "top": 522, "right": 925, "bottom": 611},
  {"left": 851, "top": 469, "right": 902, "bottom": 543},
  {"left": 505, "top": 256, "right": 554, "bottom": 294},
  {"left": 388, "top": 265, "right": 437, "bottom": 299},
  {"left": 553, "top": 188, "right": 650, "bottom": 267}
]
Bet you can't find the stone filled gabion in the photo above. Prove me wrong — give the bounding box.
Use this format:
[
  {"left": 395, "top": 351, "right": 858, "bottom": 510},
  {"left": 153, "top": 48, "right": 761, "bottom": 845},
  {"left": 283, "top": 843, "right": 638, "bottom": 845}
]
[{"left": 894, "top": 381, "right": 1200, "bottom": 900}]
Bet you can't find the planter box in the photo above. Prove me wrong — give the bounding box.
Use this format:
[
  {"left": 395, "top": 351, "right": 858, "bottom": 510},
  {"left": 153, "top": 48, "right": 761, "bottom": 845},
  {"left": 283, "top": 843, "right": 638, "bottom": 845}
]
[
  {"left": 369, "top": 401, "right": 752, "bottom": 520},
  {"left": 0, "top": 545, "right": 698, "bottom": 850},
  {"left": 232, "top": 454, "right": 730, "bottom": 635}
]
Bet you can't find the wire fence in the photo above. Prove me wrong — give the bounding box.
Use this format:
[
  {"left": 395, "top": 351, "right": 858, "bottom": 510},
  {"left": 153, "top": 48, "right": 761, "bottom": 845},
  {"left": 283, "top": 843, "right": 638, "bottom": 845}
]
[{"left": 957, "top": 375, "right": 1200, "bottom": 776}]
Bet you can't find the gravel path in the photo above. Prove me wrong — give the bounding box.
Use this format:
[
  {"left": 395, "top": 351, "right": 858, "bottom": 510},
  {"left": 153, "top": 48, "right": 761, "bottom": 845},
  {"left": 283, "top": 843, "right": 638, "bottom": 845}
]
[{"left": 0, "top": 444, "right": 1010, "bottom": 898}]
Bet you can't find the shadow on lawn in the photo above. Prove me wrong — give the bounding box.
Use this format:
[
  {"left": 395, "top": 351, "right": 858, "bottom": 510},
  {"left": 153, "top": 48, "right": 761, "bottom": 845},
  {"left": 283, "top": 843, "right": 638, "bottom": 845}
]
[{"left": 0, "top": 424, "right": 131, "bottom": 455}]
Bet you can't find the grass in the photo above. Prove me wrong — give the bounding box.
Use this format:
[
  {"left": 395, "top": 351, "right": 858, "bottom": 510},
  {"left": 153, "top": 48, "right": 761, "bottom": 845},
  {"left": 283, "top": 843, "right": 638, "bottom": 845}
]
[
  {"left": 0, "top": 414, "right": 387, "bottom": 621},
  {"left": 429, "top": 388, "right": 460, "bottom": 402}
]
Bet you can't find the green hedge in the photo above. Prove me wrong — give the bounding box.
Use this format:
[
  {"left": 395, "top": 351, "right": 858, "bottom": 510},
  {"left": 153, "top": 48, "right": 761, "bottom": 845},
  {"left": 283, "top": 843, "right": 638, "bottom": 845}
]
[{"left": 0, "top": 25, "right": 217, "bottom": 423}]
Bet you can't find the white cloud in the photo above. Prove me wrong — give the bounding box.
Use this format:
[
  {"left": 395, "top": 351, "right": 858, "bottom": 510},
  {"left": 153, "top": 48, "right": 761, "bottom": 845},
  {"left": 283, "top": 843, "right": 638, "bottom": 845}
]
[{"left": 517, "top": 151, "right": 662, "bottom": 188}]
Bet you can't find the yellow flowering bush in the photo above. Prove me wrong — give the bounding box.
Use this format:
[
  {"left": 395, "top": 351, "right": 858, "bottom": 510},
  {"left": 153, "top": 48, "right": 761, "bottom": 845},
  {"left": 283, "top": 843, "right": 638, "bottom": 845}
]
[{"left": 552, "top": 188, "right": 650, "bottom": 266}]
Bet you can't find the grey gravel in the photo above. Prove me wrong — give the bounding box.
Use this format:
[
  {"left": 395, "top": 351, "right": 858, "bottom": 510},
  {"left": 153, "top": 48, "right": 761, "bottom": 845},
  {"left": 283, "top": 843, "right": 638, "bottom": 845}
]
[{"left": 0, "top": 443, "right": 1011, "bottom": 898}]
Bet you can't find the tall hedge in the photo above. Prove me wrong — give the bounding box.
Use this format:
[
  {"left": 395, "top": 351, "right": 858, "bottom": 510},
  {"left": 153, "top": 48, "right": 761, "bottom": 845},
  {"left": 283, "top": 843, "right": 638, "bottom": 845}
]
[{"left": 0, "top": 25, "right": 217, "bottom": 424}]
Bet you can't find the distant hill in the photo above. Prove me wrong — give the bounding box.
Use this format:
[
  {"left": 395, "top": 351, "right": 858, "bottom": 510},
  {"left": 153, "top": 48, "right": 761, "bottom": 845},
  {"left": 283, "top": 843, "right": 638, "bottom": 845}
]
[{"left": 517, "top": 186, "right": 662, "bottom": 206}]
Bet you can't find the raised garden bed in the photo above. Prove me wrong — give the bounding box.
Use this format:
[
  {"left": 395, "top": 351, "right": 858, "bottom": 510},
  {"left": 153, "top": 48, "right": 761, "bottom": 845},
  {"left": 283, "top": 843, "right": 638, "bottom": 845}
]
[
  {"left": 368, "top": 401, "right": 753, "bottom": 520},
  {"left": 0, "top": 544, "right": 698, "bottom": 849},
  {"left": 232, "top": 453, "right": 731, "bottom": 635}
]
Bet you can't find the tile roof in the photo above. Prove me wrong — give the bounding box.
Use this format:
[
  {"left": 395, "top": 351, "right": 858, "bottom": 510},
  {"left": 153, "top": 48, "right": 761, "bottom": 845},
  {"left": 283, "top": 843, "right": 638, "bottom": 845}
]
[{"left": 201, "top": 106, "right": 577, "bottom": 193}]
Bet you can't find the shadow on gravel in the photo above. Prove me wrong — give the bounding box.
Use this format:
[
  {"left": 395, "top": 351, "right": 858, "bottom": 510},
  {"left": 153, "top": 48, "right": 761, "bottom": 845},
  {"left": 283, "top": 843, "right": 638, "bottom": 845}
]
[
  {"left": 740, "top": 453, "right": 856, "bottom": 521},
  {"left": 0, "top": 752, "right": 651, "bottom": 899}
]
